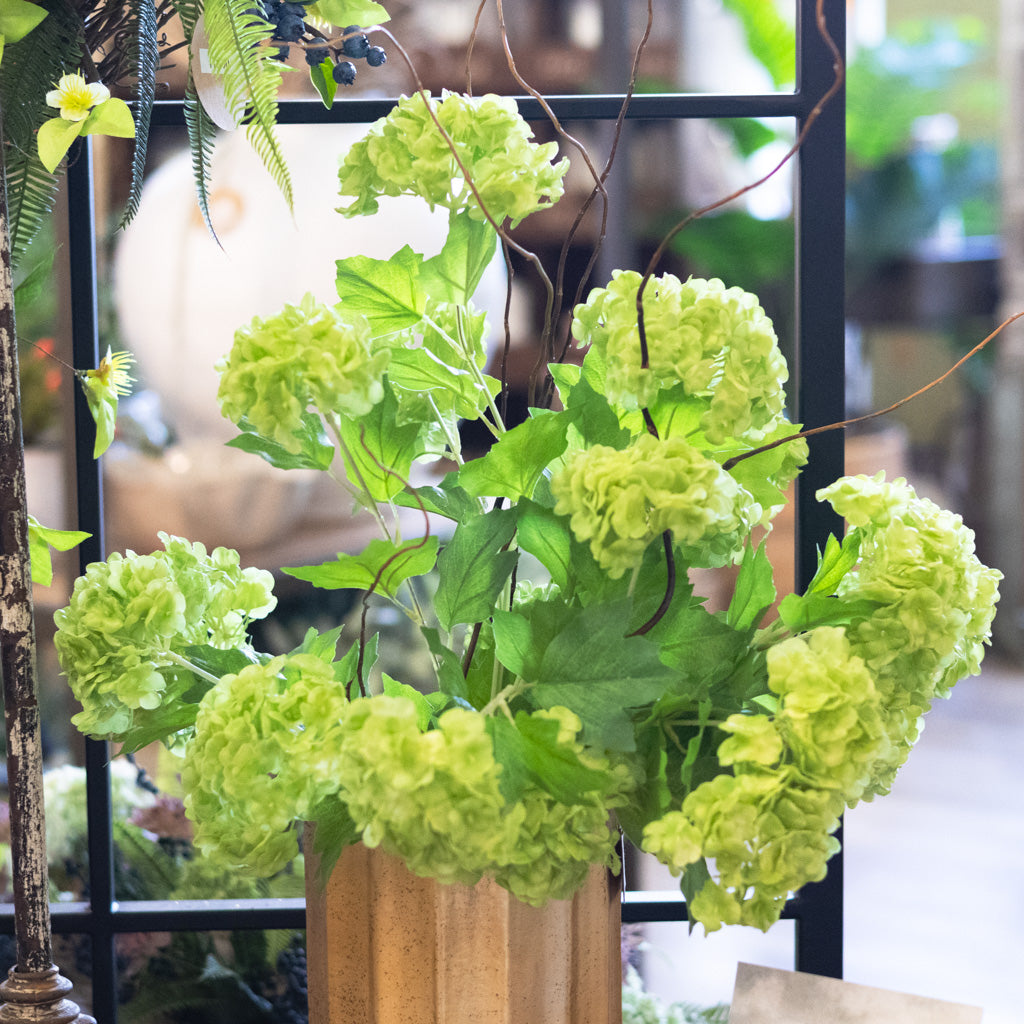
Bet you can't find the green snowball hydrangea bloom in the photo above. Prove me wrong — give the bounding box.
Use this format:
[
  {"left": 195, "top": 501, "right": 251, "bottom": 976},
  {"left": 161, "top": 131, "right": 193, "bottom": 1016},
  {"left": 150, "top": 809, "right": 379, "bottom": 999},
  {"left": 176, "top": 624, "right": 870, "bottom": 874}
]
[
  {"left": 550, "top": 432, "right": 756, "bottom": 577},
  {"left": 54, "top": 534, "right": 276, "bottom": 741},
  {"left": 216, "top": 293, "right": 387, "bottom": 453},
  {"left": 678, "top": 767, "right": 843, "bottom": 932},
  {"left": 817, "top": 473, "right": 1001, "bottom": 798},
  {"left": 571, "top": 272, "right": 790, "bottom": 443},
  {"left": 767, "top": 626, "right": 889, "bottom": 804},
  {"left": 334, "top": 695, "right": 510, "bottom": 886},
  {"left": 337, "top": 91, "right": 569, "bottom": 227},
  {"left": 183, "top": 653, "right": 349, "bottom": 876}
]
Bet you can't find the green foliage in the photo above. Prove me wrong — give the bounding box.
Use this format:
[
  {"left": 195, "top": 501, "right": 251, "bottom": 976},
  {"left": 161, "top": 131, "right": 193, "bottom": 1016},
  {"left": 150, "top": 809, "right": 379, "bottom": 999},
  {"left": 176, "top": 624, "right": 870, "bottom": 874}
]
[
  {"left": 0, "top": 0, "right": 81, "bottom": 267},
  {"left": 720, "top": 0, "right": 795, "bottom": 88},
  {"left": 53, "top": 77, "right": 1002, "bottom": 937},
  {"left": 116, "top": 0, "right": 160, "bottom": 228},
  {"left": 194, "top": 0, "right": 292, "bottom": 209}
]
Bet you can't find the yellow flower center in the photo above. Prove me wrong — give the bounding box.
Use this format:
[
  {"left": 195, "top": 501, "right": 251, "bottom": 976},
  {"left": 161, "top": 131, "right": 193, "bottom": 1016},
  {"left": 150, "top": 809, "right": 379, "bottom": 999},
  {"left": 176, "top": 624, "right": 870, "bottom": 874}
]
[
  {"left": 88, "top": 350, "right": 134, "bottom": 396},
  {"left": 46, "top": 74, "right": 110, "bottom": 122}
]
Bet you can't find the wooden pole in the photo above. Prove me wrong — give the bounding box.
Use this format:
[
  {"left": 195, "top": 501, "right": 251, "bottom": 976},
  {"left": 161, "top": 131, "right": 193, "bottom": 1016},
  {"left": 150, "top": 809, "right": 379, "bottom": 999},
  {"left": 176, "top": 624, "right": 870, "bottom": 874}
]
[{"left": 0, "top": 108, "right": 94, "bottom": 1023}]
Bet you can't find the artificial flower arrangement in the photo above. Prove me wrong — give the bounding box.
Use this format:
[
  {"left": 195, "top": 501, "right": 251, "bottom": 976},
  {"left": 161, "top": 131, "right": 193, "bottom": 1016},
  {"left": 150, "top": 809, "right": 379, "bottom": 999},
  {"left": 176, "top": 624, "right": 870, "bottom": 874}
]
[{"left": 49, "top": 23, "right": 1001, "bottom": 937}]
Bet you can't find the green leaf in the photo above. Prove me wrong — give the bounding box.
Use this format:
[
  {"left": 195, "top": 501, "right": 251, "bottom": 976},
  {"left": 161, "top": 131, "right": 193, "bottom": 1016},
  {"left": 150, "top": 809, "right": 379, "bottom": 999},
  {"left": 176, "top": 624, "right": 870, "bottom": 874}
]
[
  {"left": 79, "top": 374, "right": 118, "bottom": 457},
  {"left": 115, "top": 0, "right": 159, "bottom": 230},
  {"left": 26, "top": 516, "right": 90, "bottom": 587},
  {"left": 393, "top": 482, "right": 479, "bottom": 522},
  {"left": 514, "top": 500, "right": 571, "bottom": 590},
  {"left": 554, "top": 367, "right": 631, "bottom": 449},
  {"left": 118, "top": 701, "right": 205, "bottom": 755},
  {"left": 80, "top": 97, "right": 135, "bottom": 139},
  {"left": 531, "top": 602, "right": 677, "bottom": 751},
  {"left": 311, "top": 0, "right": 389, "bottom": 26},
  {"left": 204, "top": 0, "right": 292, "bottom": 208},
  {"left": 777, "top": 592, "right": 883, "bottom": 632},
  {"left": 419, "top": 626, "right": 469, "bottom": 700},
  {"left": 455, "top": 411, "right": 569, "bottom": 501},
  {"left": 0, "top": 0, "right": 46, "bottom": 45},
  {"left": 487, "top": 711, "right": 611, "bottom": 805},
  {"left": 226, "top": 412, "right": 335, "bottom": 471},
  {"left": 178, "top": 644, "right": 261, "bottom": 684},
  {"left": 387, "top": 346, "right": 498, "bottom": 422},
  {"left": 680, "top": 858, "right": 712, "bottom": 932},
  {"left": 336, "top": 245, "right": 425, "bottom": 336},
  {"left": 806, "top": 531, "right": 861, "bottom": 595},
  {"left": 433, "top": 507, "right": 517, "bottom": 632},
  {"left": 381, "top": 674, "right": 433, "bottom": 729},
  {"left": 13, "top": 249, "right": 55, "bottom": 310},
  {"left": 36, "top": 116, "right": 83, "bottom": 173},
  {"left": 309, "top": 56, "right": 337, "bottom": 108},
  {"left": 289, "top": 624, "right": 345, "bottom": 662},
  {"left": 336, "top": 382, "right": 424, "bottom": 501},
  {"left": 282, "top": 536, "right": 439, "bottom": 601},
  {"left": 308, "top": 796, "right": 361, "bottom": 891},
  {"left": 420, "top": 214, "right": 498, "bottom": 305},
  {"left": 725, "top": 542, "right": 775, "bottom": 632}
]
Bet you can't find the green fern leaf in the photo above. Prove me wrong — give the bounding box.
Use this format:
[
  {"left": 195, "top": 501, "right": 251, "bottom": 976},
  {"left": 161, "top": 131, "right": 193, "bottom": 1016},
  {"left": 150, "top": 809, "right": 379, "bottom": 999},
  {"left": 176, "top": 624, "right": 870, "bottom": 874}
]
[
  {"left": 116, "top": 0, "right": 160, "bottom": 230},
  {"left": 0, "top": 1, "right": 83, "bottom": 268},
  {"left": 203, "top": 0, "right": 293, "bottom": 210},
  {"left": 184, "top": 78, "right": 222, "bottom": 243}
]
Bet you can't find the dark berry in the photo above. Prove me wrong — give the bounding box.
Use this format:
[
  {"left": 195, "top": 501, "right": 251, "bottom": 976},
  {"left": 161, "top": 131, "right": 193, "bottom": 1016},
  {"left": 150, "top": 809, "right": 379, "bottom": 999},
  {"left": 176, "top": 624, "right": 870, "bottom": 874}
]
[
  {"left": 332, "top": 60, "right": 357, "bottom": 85},
  {"left": 280, "top": 1, "right": 306, "bottom": 14},
  {"left": 341, "top": 28, "right": 371, "bottom": 59},
  {"left": 365, "top": 45, "right": 386, "bottom": 67},
  {"left": 274, "top": 13, "right": 305, "bottom": 41},
  {"left": 272, "top": 44, "right": 290, "bottom": 60},
  {"left": 304, "top": 45, "right": 329, "bottom": 66}
]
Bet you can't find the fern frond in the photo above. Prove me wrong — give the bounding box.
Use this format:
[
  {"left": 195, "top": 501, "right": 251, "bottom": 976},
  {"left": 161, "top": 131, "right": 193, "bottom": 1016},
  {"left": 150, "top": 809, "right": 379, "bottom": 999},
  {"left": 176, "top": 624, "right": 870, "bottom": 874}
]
[
  {"left": 0, "top": 1, "right": 84, "bottom": 268},
  {"left": 183, "top": 78, "right": 221, "bottom": 243},
  {"left": 115, "top": 0, "right": 161, "bottom": 229},
  {"left": 203, "top": 0, "right": 293, "bottom": 210}
]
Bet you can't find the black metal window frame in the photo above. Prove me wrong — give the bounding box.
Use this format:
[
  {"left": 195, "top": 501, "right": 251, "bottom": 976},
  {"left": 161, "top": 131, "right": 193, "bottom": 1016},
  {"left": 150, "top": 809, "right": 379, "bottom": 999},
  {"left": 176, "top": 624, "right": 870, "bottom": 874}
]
[{"left": 5, "top": 2, "right": 846, "bottom": 1019}]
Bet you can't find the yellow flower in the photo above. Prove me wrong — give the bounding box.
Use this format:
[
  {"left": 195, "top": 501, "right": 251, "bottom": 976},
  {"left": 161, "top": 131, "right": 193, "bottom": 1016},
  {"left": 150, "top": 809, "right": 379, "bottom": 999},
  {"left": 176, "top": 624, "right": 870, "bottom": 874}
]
[
  {"left": 45, "top": 73, "right": 110, "bottom": 122},
  {"left": 85, "top": 348, "right": 134, "bottom": 397}
]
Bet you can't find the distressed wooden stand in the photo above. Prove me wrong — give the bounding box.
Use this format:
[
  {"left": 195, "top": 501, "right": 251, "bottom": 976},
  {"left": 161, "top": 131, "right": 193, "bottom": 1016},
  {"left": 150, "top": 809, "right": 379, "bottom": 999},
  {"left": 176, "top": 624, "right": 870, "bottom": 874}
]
[{"left": 306, "top": 843, "right": 622, "bottom": 1024}]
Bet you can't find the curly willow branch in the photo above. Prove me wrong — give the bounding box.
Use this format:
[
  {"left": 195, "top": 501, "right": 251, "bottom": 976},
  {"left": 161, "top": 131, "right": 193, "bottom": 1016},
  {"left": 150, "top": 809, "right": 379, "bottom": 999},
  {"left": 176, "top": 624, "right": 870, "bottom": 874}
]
[
  {"left": 722, "top": 311, "right": 1024, "bottom": 472},
  {"left": 630, "top": 0, "right": 844, "bottom": 638}
]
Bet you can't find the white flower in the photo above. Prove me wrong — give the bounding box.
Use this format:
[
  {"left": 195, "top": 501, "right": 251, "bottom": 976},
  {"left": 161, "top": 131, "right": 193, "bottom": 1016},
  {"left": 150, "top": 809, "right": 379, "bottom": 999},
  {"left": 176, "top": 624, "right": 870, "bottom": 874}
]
[{"left": 45, "top": 73, "right": 109, "bottom": 122}]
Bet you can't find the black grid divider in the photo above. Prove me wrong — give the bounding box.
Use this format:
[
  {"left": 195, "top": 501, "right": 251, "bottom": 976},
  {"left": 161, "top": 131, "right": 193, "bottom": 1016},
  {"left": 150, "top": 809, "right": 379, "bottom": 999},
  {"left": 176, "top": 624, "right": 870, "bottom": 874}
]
[{"left": 3, "top": 1, "right": 846, "bottom": 1017}]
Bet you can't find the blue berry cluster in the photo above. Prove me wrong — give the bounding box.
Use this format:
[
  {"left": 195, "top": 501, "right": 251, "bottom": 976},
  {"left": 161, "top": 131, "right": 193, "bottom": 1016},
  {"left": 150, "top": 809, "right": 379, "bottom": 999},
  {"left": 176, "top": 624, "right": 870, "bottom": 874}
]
[{"left": 252, "top": 3, "right": 387, "bottom": 86}]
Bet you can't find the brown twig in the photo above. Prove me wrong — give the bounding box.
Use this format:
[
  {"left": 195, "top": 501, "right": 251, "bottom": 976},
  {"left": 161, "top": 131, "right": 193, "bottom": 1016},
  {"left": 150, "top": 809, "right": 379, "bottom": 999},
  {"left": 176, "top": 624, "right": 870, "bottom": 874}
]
[{"left": 722, "top": 310, "right": 1024, "bottom": 472}]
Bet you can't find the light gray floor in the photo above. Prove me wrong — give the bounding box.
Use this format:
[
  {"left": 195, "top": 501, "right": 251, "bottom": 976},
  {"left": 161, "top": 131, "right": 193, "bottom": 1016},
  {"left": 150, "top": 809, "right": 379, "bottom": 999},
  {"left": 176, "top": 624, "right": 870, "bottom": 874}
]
[{"left": 632, "top": 656, "right": 1024, "bottom": 1023}]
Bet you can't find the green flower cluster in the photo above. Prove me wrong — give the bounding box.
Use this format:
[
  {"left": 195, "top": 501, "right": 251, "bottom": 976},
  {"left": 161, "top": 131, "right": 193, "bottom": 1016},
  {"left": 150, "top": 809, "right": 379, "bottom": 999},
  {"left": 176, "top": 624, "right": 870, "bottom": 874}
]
[
  {"left": 54, "top": 535, "right": 276, "bottom": 740},
  {"left": 550, "top": 432, "right": 755, "bottom": 577},
  {"left": 328, "top": 698, "right": 622, "bottom": 905},
  {"left": 642, "top": 767, "right": 843, "bottom": 932},
  {"left": 642, "top": 628, "right": 884, "bottom": 932},
  {"left": 216, "top": 293, "right": 387, "bottom": 452},
  {"left": 572, "top": 272, "right": 789, "bottom": 443},
  {"left": 767, "top": 627, "right": 889, "bottom": 802},
  {"left": 818, "top": 473, "right": 1002, "bottom": 797},
  {"left": 183, "top": 653, "right": 348, "bottom": 876},
  {"left": 337, "top": 91, "right": 569, "bottom": 227}
]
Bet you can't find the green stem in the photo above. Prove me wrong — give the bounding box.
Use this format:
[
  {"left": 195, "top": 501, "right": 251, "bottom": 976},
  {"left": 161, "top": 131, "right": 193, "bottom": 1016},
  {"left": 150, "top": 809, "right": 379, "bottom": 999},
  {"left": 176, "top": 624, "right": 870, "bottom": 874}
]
[
  {"left": 164, "top": 650, "right": 222, "bottom": 686},
  {"left": 481, "top": 678, "right": 529, "bottom": 717}
]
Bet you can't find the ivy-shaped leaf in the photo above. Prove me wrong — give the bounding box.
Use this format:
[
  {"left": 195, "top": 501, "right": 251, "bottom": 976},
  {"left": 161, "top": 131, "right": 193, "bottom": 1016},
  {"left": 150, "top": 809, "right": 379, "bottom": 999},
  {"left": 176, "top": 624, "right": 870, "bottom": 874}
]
[
  {"left": 336, "top": 245, "right": 425, "bottom": 336},
  {"left": 226, "top": 412, "right": 335, "bottom": 471},
  {"left": 420, "top": 213, "right": 498, "bottom": 305},
  {"left": 455, "top": 411, "right": 569, "bottom": 501},
  {"left": 433, "top": 507, "right": 517, "bottom": 632},
  {"left": 282, "top": 536, "right": 439, "bottom": 601},
  {"left": 26, "top": 516, "right": 90, "bottom": 587}
]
